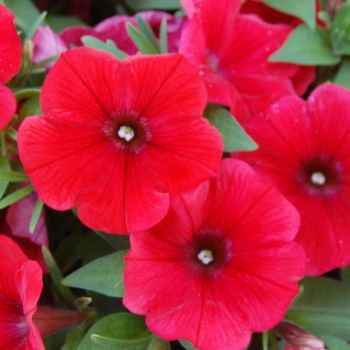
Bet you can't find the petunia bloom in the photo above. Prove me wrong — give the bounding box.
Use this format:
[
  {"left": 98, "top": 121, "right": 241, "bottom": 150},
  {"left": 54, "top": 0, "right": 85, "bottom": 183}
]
[
  {"left": 123, "top": 159, "right": 306, "bottom": 350},
  {"left": 0, "top": 4, "right": 22, "bottom": 130},
  {"left": 179, "top": 0, "right": 313, "bottom": 123},
  {"left": 233, "top": 83, "right": 350, "bottom": 276},
  {"left": 0, "top": 234, "right": 88, "bottom": 349},
  {"left": 0, "top": 234, "right": 45, "bottom": 349},
  {"left": 18, "top": 48, "right": 223, "bottom": 233}
]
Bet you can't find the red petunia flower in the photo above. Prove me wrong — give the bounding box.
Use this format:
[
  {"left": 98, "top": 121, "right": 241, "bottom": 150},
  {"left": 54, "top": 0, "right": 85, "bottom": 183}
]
[
  {"left": 18, "top": 48, "right": 223, "bottom": 233},
  {"left": 0, "top": 4, "right": 22, "bottom": 130},
  {"left": 179, "top": 0, "right": 313, "bottom": 123},
  {"left": 233, "top": 83, "right": 350, "bottom": 276},
  {"left": 0, "top": 234, "right": 45, "bottom": 350},
  {"left": 123, "top": 159, "right": 306, "bottom": 350}
]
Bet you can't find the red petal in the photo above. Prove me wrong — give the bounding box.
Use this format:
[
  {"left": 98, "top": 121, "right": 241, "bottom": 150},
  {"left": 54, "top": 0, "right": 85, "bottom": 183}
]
[
  {"left": 0, "top": 4, "right": 22, "bottom": 84},
  {"left": 0, "top": 85, "right": 16, "bottom": 129},
  {"left": 41, "top": 47, "right": 123, "bottom": 127}
]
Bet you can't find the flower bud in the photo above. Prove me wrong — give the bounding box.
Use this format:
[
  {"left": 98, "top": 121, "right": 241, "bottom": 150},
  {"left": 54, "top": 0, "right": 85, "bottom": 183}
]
[{"left": 273, "top": 320, "right": 325, "bottom": 350}]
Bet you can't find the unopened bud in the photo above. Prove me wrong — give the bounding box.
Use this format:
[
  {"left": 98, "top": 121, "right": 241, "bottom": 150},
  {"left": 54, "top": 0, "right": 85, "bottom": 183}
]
[
  {"left": 273, "top": 320, "right": 325, "bottom": 350},
  {"left": 22, "top": 40, "right": 34, "bottom": 70}
]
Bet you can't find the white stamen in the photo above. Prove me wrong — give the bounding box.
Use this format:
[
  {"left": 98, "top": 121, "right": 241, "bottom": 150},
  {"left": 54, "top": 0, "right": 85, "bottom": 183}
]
[
  {"left": 197, "top": 250, "right": 214, "bottom": 265},
  {"left": 311, "top": 172, "right": 326, "bottom": 186},
  {"left": 118, "top": 126, "right": 134, "bottom": 142}
]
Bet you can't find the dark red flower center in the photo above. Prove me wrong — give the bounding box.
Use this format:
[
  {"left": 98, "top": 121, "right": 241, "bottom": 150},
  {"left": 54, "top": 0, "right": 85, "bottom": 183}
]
[
  {"left": 105, "top": 115, "right": 149, "bottom": 153},
  {"left": 297, "top": 155, "right": 343, "bottom": 195},
  {"left": 187, "top": 228, "right": 232, "bottom": 273}
]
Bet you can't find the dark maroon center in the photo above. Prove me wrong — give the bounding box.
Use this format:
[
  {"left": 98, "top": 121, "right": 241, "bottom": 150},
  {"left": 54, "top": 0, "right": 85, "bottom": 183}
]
[
  {"left": 297, "top": 155, "right": 343, "bottom": 195},
  {"left": 105, "top": 115, "right": 149, "bottom": 153},
  {"left": 187, "top": 228, "right": 232, "bottom": 273}
]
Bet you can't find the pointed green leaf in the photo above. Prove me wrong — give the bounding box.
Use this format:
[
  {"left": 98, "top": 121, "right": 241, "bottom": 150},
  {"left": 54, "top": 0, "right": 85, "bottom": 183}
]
[
  {"left": 29, "top": 197, "right": 43, "bottom": 233},
  {"left": 0, "top": 156, "right": 10, "bottom": 197},
  {"left": 262, "top": 0, "right": 316, "bottom": 29},
  {"left": 204, "top": 104, "right": 258, "bottom": 152},
  {"left": 160, "top": 19, "right": 168, "bottom": 54},
  {"left": 270, "top": 25, "right": 340, "bottom": 65},
  {"left": 24, "top": 11, "right": 47, "bottom": 41},
  {"left": 81, "top": 36, "right": 128, "bottom": 59},
  {"left": 42, "top": 246, "right": 76, "bottom": 304},
  {"left": 136, "top": 14, "right": 160, "bottom": 53},
  {"left": 61, "top": 250, "right": 127, "bottom": 298},
  {"left": 126, "top": 23, "right": 159, "bottom": 54},
  {"left": 124, "top": 0, "right": 181, "bottom": 11},
  {"left": 0, "top": 171, "right": 29, "bottom": 182},
  {"left": 286, "top": 277, "right": 350, "bottom": 341},
  {"left": 77, "top": 313, "right": 153, "bottom": 350},
  {"left": 0, "top": 184, "right": 34, "bottom": 209}
]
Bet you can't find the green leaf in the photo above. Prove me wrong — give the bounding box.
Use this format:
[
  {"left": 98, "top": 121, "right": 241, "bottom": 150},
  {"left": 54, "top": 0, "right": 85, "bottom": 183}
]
[
  {"left": 262, "top": 331, "right": 269, "bottom": 350},
  {"left": 94, "top": 230, "right": 130, "bottom": 251},
  {"left": 203, "top": 104, "right": 258, "bottom": 152},
  {"left": 63, "top": 324, "right": 86, "bottom": 350},
  {"left": 0, "top": 171, "right": 29, "bottom": 182},
  {"left": 262, "top": 0, "right": 316, "bottom": 29},
  {"left": 136, "top": 14, "right": 160, "bottom": 53},
  {"left": 322, "top": 334, "right": 350, "bottom": 350},
  {"left": 29, "top": 197, "right": 43, "bottom": 233},
  {"left": 124, "top": 0, "right": 181, "bottom": 11},
  {"left": 81, "top": 36, "right": 128, "bottom": 60},
  {"left": 126, "top": 23, "right": 159, "bottom": 54},
  {"left": 341, "top": 264, "right": 350, "bottom": 282},
  {"left": 46, "top": 15, "right": 87, "bottom": 33},
  {"left": 178, "top": 340, "right": 199, "bottom": 350},
  {"left": 147, "top": 337, "right": 171, "bottom": 350},
  {"left": 77, "top": 313, "right": 153, "bottom": 350},
  {"left": 286, "top": 277, "right": 350, "bottom": 341},
  {"left": 61, "top": 250, "right": 127, "bottom": 298},
  {"left": 14, "top": 88, "right": 41, "bottom": 103},
  {"left": 333, "top": 59, "right": 350, "bottom": 90},
  {"left": 270, "top": 25, "right": 340, "bottom": 65},
  {"left": 24, "top": 11, "right": 47, "bottom": 41},
  {"left": 159, "top": 19, "right": 168, "bottom": 54},
  {"left": 42, "top": 246, "right": 76, "bottom": 304},
  {"left": 4, "top": 0, "right": 44, "bottom": 34},
  {"left": 0, "top": 156, "right": 10, "bottom": 197},
  {"left": 91, "top": 334, "right": 155, "bottom": 349},
  {"left": 0, "top": 184, "right": 33, "bottom": 209},
  {"left": 330, "top": 1, "right": 350, "bottom": 56},
  {"left": 19, "top": 95, "right": 42, "bottom": 122}
]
